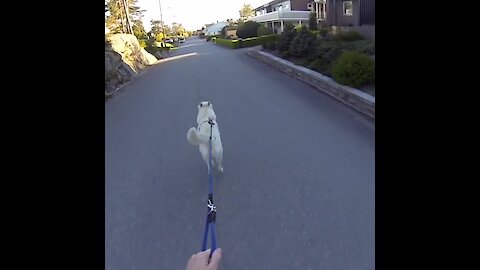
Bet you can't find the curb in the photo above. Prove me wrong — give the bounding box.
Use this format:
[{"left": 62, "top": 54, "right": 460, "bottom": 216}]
[{"left": 247, "top": 49, "right": 375, "bottom": 119}]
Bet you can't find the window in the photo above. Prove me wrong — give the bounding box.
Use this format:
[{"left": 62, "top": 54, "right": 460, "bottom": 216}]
[{"left": 343, "top": 1, "right": 353, "bottom": 16}]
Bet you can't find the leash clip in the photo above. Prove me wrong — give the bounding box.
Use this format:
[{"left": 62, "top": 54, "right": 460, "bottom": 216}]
[{"left": 207, "top": 195, "right": 216, "bottom": 223}]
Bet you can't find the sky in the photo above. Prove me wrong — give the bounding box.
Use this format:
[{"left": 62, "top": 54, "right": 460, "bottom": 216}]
[{"left": 136, "top": 0, "right": 268, "bottom": 31}]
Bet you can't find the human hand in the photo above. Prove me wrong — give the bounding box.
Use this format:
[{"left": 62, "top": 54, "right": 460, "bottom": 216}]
[{"left": 186, "top": 248, "right": 222, "bottom": 270}]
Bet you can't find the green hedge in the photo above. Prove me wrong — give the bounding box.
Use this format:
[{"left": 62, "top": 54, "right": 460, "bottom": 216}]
[
  {"left": 215, "top": 34, "right": 280, "bottom": 49},
  {"left": 215, "top": 38, "right": 238, "bottom": 48},
  {"left": 332, "top": 51, "right": 374, "bottom": 88},
  {"left": 242, "top": 34, "right": 279, "bottom": 48}
]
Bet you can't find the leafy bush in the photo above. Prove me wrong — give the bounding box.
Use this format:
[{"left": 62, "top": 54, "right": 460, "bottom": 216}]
[
  {"left": 138, "top": 39, "right": 147, "bottom": 48},
  {"left": 276, "top": 23, "right": 297, "bottom": 52},
  {"left": 314, "top": 41, "right": 347, "bottom": 61},
  {"left": 288, "top": 26, "right": 317, "bottom": 57},
  {"left": 310, "top": 40, "right": 373, "bottom": 77},
  {"left": 236, "top": 21, "right": 261, "bottom": 38},
  {"left": 332, "top": 51, "right": 375, "bottom": 88},
  {"left": 257, "top": 25, "right": 273, "bottom": 36},
  {"left": 333, "top": 31, "right": 364, "bottom": 41}
]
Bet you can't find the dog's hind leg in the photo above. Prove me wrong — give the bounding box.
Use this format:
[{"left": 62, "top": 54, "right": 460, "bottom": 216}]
[
  {"left": 205, "top": 159, "right": 211, "bottom": 174},
  {"left": 214, "top": 152, "right": 223, "bottom": 173},
  {"left": 217, "top": 161, "right": 223, "bottom": 173}
]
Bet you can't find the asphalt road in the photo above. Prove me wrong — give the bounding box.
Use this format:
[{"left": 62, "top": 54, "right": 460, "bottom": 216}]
[{"left": 105, "top": 36, "right": 375, "bottom": 270}]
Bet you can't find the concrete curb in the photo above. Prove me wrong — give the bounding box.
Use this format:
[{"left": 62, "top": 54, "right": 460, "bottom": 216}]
[{"left": 247, "top": 49, "right": 375, "bottom": 119}]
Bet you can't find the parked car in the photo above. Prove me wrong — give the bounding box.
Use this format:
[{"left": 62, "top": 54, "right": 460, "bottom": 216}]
[
  {"left": 179, "top": 37, "right": 185, "bottom": 43},
  {"left": 164, "top": 38, "right": 174, "bottom": 43}
]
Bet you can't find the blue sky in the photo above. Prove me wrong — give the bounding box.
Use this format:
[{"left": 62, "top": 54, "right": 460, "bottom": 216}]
[{"left": 136, "top": 0, "right": 267, "bottom": 31}]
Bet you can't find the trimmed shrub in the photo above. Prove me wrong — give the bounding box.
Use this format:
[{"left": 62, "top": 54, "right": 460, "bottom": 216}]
[
  {"left": 276, "top": 23, "right": 297, "bottom": 52},
  {"left": 245, "top": 34, "right": 278, "bottom": 46},
  {"left": 332, "top": 51, "right": 375, "bottom": 88},
  {"left": 216, "top": 35, "right": 280, "bottom": 49},
  {"left": 215, "top": 38, "right": 238, "bottom": 49},
  {"left": 236, "top": 21, "right": 261, "bottom": 38},
  {"left": 257, "top": 25, "right": 273, "bottom": 36},
  {"left": 288, "top": 26, "right": 317, "bottom": 57}
]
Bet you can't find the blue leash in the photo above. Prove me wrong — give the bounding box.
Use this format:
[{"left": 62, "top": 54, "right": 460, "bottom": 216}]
[{"left": 201, "top": 119, "right": 217, "bottom": 257}]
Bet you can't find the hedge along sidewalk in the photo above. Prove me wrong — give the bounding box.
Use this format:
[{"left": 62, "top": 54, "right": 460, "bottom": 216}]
[
  {"left": 248, "top": 49, "right": 375, "bottom": 119},
  {"left": 215, "top": 35, "right": 279, "bottom": 49}
]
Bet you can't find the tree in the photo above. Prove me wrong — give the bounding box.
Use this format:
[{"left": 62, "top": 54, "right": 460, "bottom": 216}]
[
  {"left": 133, "top": 20, "right": 147, "bottom": 40},
  {"left": 236, "top": 21, "right": 260, "bottom": 38},
  {"left": 163, "top": 24, "right": 172, "bottom": 36},
  {"left": 150, "top": 20, "right": 163, "bottom": 34},
  {"left": 239, "top": 4, "right": 255, "bottom": 22},
  {"left": 128, "top": 0, "right": 147, "bottom": 40},
  {"left": 106, "top": 0, "right": 123, "bottom": 33},
  {"left": 106, "top": 0, "right": 145, "bottom": 34},
  {"left": 172, "top": 22, "right": 186, "bottom": 36},
  {"left": 128, "top": 0, "right": 145, "bottom": 21},
  {"left": 226, "top": 19, "right": 235, "bottom": 26},
  {"left": 309, "top": 12, "right": 318, "bottom": 30}
]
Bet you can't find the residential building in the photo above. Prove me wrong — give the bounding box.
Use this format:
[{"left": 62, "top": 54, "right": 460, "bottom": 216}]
[
  {"left": 251, "top": 0, "right": 374, "bottom": 40},
  {"left": 310, "top": 0, "right": 375, "bottom": 40},
  {"left": 250, "top": 0, "right": 312, "bottom": 33}
]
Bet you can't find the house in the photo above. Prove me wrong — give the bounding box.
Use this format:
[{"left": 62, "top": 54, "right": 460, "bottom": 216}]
[
  {"left": 309, "top": 0, "right": 375, "bottom": 40},
  {"left": 222, "top": 26, "right": 238, "bottom": 39},
  {"left": 203, "top": 21, "right": 228, "bottom": 36},
  {"left": 250, "top": 0, "right": 374, "bottom": 40},
  {"left": 250, "top": 0, "right": 312, "bottom": 33}
]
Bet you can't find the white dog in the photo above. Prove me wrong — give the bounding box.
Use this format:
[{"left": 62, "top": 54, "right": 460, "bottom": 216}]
[{"left": 187, "top": 101, "right": 224, "bottom": 173}]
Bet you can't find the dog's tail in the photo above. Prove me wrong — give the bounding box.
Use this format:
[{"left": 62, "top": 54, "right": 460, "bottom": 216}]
[{"left": 187, "top": 127, "right": 204, "bottom": 145}]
